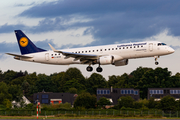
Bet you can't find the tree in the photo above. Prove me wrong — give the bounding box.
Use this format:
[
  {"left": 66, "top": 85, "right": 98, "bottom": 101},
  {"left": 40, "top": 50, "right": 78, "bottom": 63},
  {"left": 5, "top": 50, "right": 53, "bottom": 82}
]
[
  {"left": 69, "top": 88, "right": 77, "bottom": 94},
  {"left": 35, "top": 74, "right": 55, "bottom": 92},
  {"left": 10, "top": 77, "right": 25, "bottom": 86},
  {"left": 2, "top": 99, "right": 11, "bottom": 109},
  {"left": 114, "top": 73, "right": 131, "bottom": 88},
  {"left": 86, "top": 73, "right": 107, "bottom": 94},
  {"left": 8, "top": 85, "right": 23, "bottom": 102},
  {"left": 3, "top": 70, "right": 17, "bottom": 84},
  {"left": 64, "top": 79, "right": 85, "bottom": 93},
  {"left": 107, "top": 75, "right": 119, "bottom": 88},
  {"left": 65, "top": 68, "right": 85, "bottom": 85},
  {"left": 0, "top": 82, "right": 12, "bottom": 107},
  {"left": 21, "top": 80, "right": 30, "bottom": 95},
  {"left": 74, "top": 92, "right": 96, "bottom": 109},
  {"left": 97, "top": 97, "right": 111, "bottom": 108}
]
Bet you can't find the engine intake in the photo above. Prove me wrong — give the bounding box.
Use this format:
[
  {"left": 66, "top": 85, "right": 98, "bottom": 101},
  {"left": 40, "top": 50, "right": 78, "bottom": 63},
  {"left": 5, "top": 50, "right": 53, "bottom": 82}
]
[{"left": 98, "top": 56, "right": 113, "bottom": 65}]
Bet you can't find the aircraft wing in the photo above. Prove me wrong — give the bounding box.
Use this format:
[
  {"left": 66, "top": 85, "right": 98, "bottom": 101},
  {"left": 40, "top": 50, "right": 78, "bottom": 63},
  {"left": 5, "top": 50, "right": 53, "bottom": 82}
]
[
  {"left": 6, "top": 53, "right": 33, "bottom": 58},
  {"left": 48, "top": 43, "right": 101, "bottom": 64}
]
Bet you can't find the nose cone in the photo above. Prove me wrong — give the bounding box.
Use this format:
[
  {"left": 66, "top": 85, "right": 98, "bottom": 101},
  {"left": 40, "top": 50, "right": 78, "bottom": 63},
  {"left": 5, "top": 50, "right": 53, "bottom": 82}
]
[{"left": 168, "top": 47, "right": 175, "bottom": 54}]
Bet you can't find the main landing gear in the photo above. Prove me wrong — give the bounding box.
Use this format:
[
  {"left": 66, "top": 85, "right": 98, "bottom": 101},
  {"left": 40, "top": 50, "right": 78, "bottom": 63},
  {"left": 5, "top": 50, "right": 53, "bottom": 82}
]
[
  {"left": 86, "top": 65, "right": 103, "bottom": 72},
  {"left": 86, "top": 66, "right": 93, "bottom": 72},
  {"left": 154, "top": 56, "right": 159, "bottom": 65},
  {"left": 96, "top": 66, "right": 103, "bottom": 72}
]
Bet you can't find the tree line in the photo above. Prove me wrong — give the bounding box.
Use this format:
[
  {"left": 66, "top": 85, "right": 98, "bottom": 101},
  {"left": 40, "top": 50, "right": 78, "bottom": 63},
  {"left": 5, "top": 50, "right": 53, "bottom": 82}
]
[{"left": 0, "top": 67, "right": 180, "bottom": 109}]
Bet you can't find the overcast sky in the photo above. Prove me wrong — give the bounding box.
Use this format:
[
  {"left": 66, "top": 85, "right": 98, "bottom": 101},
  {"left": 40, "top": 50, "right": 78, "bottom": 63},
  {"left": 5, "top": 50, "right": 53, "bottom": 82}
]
[{"left": 0, "top": 0, "right": 180, "bottom": 79}]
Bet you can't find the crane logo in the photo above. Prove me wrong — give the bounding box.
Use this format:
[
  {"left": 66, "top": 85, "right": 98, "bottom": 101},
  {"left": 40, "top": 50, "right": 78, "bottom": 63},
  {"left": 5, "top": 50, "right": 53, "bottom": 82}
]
[{"left": 19, "top": 37, "right": 28, "bottom": 47}]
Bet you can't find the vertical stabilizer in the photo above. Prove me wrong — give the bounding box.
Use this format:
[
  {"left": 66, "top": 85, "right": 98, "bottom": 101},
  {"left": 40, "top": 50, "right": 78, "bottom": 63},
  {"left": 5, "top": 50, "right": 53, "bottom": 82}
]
[{"left": 15, "top": 30, "right": 46, "bottom": 55}]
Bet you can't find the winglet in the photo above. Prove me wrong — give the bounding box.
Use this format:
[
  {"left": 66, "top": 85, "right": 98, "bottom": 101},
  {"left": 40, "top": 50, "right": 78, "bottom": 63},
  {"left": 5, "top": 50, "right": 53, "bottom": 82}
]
[{"left": 48, "top": 43, "right": 57, "bottom": 52}]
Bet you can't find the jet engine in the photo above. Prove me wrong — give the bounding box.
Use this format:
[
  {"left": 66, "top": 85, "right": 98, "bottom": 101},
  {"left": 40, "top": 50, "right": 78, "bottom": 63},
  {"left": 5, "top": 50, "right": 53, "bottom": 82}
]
[
  {"left": 97, "top": 56, "right": 113, "bottom": 65},
  {"left": 113, "top": 59, "right": 128, "bottom": 66}
]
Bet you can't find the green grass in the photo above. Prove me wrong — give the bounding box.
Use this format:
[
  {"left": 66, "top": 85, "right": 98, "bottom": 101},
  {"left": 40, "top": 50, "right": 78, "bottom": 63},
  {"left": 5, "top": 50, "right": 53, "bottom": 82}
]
[{"left": 0, "top": 115, "right": 175, "bottom": 119}]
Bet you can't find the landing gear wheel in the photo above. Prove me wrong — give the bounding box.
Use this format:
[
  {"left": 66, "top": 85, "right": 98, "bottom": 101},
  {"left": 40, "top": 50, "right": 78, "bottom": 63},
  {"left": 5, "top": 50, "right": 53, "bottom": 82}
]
[
  {"left": 96, "top": 67, "right": 103, "bottom": 72},
  {"left": 155, "top": 61, "right": 159, "bottom": 65},
  {"left": 86, "top": 66, "right": 93, "bottom": 72},
  {"left": 154, "top": 56, "right": 159, "bottom": 65}
]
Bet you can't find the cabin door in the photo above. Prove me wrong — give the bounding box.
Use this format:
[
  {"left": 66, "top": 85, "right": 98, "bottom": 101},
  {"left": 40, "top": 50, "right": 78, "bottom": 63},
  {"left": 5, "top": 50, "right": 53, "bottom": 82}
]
[
  {"left": 149, "top": 43, "right": 153, "bottom": 52},
  {"left": 45, "top": 53, "right": 49, "bottom": 61}
]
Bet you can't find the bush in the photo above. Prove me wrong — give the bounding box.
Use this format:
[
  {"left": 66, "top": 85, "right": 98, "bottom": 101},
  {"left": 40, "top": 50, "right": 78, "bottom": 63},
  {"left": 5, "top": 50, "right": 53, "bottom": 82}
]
[
  {"left": 97, "top": 97, "right": 111, "bottom": 108},
  {"left": 159, "top": 95, "right": 176, "bottom": 111},
  {"left": 25, "top": 103, "right": 34, "bottom": 109},
  {"left": 118, "top": 96, "right": 134, "bottom": 108},
  {"left": 148, "top": 97, "right": 157, "bottom": 108},
  {"left": 74, "top": 92, "right": 96, "bottom": 109},
  {"left": 42, "top": 102, "right": 72, "bottom": 110}
]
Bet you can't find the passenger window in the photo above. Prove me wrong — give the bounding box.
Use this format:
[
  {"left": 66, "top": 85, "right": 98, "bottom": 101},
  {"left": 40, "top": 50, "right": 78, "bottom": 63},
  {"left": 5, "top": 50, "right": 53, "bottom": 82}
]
[
  {"left": 85, "top": 51, "right": 87, "bottom": 53},
  {"left": 75, "top": 52, "right": 77, "bottom": 53},
  {"left": 112, "top": 48, "right": 114, "bottom": 50},
  {"left": 116, "top": 48, "right": 117, "bottom": 50},
  {"left": 123, "top": 47, "right": 125, "bottom": 49},
  {"left": 134, "top": 46, "right": 136, "bottom": 48},
  {"left": 59, "top": 53, "right": 60, "bottom": 55},
  {"left": 89, "top": 50, "right": 91, "bottom": 52},
  {"left": 55, "top": 54, "right": 57, "bottom": 55},
  {"left": 51, "top": 54, "right": 53, "bottom": 56},
  {"left": 105, "top": 49, "right": 106, "bottom": 51},
  {"left": 100, "top": 49, "right": 102, "bottom": 51},
  {"left": 130, "top": 47, "right": 132, "bottom": 48},
  {"left": 137, "top": 46, "right": 139, "bottom": 48},
  {"left": 93, "top": 50, "right": 94, "bottom": 52},
  {"left": 97, "top": 50, "right": 98, "bottom": 52},
  {"left": 126, "top": 47, "right": 128, "bottom": 49},
  {"left": 119, "top": 48, "right": 121, "bottom": 49},
  {"left": 82, "top": 51, "right": 84, "bottom": 53},
  {"left": 78, "top": 51, "right": 80, "bottom": 53},
  {"left": 141, "top": 46, "right": 143, "bottom": 47},
  {"left": 109, "top": 48, "right": 110, "bottom": 50}
]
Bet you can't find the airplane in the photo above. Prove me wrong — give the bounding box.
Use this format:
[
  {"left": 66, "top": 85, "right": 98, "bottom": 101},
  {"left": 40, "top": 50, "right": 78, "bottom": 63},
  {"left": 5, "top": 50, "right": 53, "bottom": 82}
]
[{"left": 6, "top": 30, "right": 175, "bottom": 72}]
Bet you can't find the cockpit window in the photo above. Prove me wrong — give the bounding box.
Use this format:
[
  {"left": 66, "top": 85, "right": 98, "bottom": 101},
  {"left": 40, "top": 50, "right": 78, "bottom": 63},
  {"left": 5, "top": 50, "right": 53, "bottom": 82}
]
[
  {"left": 158, "top": 43, "right": 166, "bottom": 46},
  {"left": 161, "top": 43, "right": 166, "bottom": 45}
]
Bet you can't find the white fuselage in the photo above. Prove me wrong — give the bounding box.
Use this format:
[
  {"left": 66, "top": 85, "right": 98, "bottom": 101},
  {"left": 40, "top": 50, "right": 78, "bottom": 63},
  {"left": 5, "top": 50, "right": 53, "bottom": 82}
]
[{"left": 18, "top": 41, "right": 174, "bottom": 65}]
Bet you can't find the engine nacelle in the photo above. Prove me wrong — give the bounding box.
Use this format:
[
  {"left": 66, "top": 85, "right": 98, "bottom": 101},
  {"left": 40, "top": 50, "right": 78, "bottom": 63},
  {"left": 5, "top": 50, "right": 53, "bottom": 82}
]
[
  {"left": 113, "top": 59, "right": 128, "bottom": 66},
  {"left": 98, "top": 56, "right": 113, "bottom": 65}
]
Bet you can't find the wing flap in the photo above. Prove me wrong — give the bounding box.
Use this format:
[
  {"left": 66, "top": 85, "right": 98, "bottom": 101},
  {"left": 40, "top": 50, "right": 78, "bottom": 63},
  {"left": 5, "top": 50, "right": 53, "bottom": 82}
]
[{"left": 48, "top": 43, "right": 99, "bottom": 60}]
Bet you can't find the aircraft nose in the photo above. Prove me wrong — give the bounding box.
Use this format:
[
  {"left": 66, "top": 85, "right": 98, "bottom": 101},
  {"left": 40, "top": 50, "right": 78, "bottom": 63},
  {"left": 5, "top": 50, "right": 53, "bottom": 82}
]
[{"left": 168, "top": 47, "right": 175, "bottom": 53}]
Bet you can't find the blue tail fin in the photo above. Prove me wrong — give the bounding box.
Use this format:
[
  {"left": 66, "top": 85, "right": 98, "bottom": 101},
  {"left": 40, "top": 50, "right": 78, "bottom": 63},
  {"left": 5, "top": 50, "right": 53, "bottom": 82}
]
[{"left": 15, "top": 30, "right": 46, "bottom": 55}]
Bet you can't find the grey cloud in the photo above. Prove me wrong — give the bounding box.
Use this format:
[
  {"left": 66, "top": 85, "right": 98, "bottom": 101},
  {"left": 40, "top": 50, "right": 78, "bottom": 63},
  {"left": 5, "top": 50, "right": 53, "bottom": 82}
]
[
  {"left": 2, "top": 0, "right": 180, "bottom": 46},
  {"left": 0, "top": 39, "right": 56, "bottom": 54},
  {"left": 0, "top": 24, "right": 27, "bottom": 33},
  {"left": 15, "top": 2, "right": 35, "bottom": 7},
  {"left": 34, "top": 39, "right": 56, "bottom": 50},
  {"left": 0, "top": 42, "right": 19, "bottom": 53},
  {"left": 19, "top": 0, "right": 180, "bottom": 18},
  {"left": 171, "top": 45, "right": 180, "bottom": 50}
]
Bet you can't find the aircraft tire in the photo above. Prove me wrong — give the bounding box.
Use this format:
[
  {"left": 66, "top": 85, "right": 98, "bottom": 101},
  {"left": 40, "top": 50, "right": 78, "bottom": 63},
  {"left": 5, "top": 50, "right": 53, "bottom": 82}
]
[
  {"left": 96, "top": 67, "right": 103, "bottom": 72},
  {"left": 155, "top": 61, "right": 159, "bottom": 65},
  {"left": 86, "top": 66, "right": 93, "bottom": 72}
]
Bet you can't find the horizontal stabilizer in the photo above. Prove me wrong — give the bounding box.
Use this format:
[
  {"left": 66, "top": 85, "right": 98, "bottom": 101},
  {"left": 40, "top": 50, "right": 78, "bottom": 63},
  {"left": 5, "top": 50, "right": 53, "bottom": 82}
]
[{"left": 6, "top": 53, "right": 33, "bottom": 58}]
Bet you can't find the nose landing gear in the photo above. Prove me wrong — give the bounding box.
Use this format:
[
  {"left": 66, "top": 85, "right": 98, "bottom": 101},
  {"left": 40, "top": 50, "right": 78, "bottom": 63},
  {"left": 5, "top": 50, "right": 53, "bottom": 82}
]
[{"left": 154, "top": 56, "right": 159, "bottom": 65}]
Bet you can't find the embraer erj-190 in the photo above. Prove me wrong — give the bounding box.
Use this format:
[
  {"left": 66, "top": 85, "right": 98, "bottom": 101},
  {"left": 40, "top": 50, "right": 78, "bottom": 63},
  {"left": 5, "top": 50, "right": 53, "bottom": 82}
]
[{"left": 6, "top": 30, "right": 175, "bottom": 72}]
